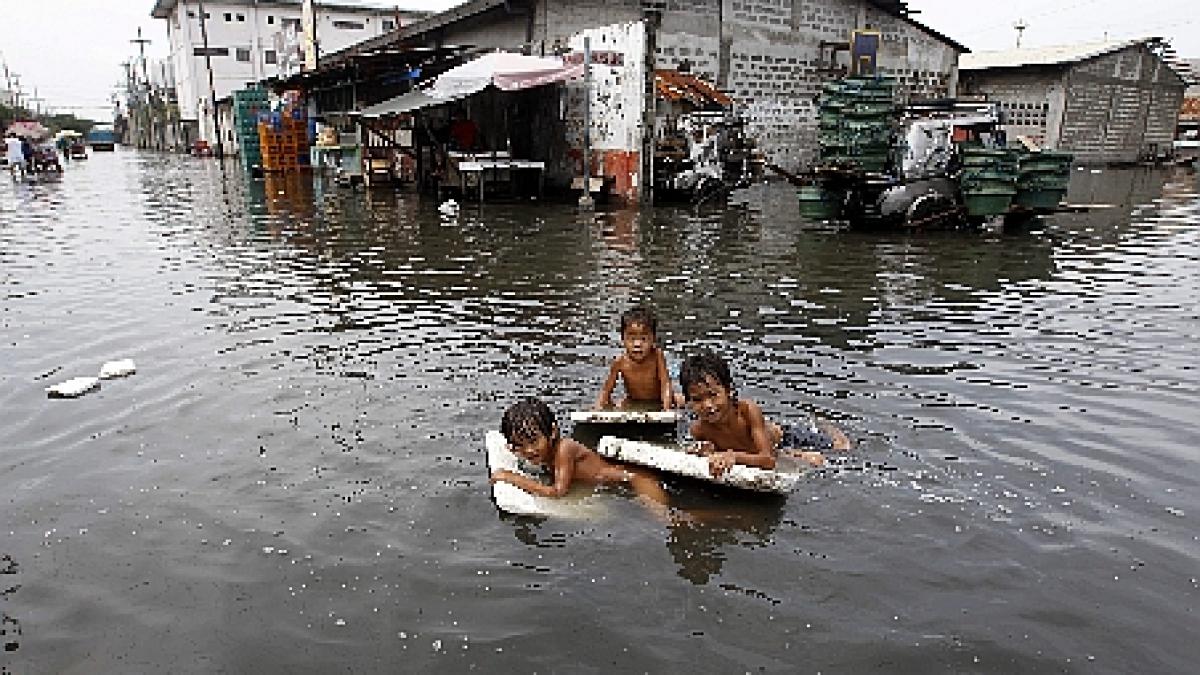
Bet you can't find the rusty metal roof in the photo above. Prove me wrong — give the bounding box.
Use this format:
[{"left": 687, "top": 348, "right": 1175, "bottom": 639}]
[
  {"left": 655, "top": 70, "right": 732, "bottom": 107},
  {"left": 1181, "top": 97, "right": 1200, "bottom": 122}
]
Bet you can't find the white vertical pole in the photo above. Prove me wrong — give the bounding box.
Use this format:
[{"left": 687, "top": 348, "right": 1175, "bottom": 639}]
[{"left": 578, "top": 36, "right": 594, "bottom": 210}]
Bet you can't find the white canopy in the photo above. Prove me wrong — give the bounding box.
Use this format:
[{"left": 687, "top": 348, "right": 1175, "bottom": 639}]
[{"left": 358, "top": 52, "right": 583, "bottom": 118}]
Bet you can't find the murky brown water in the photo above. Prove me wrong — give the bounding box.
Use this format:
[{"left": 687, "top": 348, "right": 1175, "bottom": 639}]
[{"left": 2, "top": 153, "right": 1198, "bottom": 672}]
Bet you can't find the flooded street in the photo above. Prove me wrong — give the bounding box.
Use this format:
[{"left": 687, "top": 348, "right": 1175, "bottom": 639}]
[{"left": 2, "top": 152, "right": 1198, "bottom": 672}]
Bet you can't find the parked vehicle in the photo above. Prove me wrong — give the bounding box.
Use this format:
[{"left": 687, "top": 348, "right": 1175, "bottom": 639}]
[{"left": 86, "top": 124, "right": 117, "bottom": 151}]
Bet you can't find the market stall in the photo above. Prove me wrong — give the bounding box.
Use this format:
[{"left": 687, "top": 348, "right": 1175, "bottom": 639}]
[{"left": 356, "top": 52, "right": 582, "bottom": 199}]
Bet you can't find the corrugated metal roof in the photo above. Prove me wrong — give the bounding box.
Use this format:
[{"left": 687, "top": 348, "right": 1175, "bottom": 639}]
[{"left": 960, "top": 38, "right": 1156, "bottom": 71}]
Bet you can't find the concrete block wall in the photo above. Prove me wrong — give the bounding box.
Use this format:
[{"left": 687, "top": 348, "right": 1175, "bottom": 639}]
[
  {"left": 401, "top": 0, "right": 962, "bottom": 172},
  {"left": 656, "top": 0, "right": 961, "bottom": 170},
  {"left": 1060, "top": 46, "right": 1186, "bottom": 163},
  {"left": 959, "top": 70, "right": 1065, "bottom": 148}
]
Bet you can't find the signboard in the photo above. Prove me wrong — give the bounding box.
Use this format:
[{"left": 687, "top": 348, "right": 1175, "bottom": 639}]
[
  {"left": 193, "top": 47, "right": 229, "bottom": 57},
  {"left": 850, "top": 30, "right": 880, "bottom": 76},
  {"left": 564, "top": 50, "right": 625, "bottom": 67}
]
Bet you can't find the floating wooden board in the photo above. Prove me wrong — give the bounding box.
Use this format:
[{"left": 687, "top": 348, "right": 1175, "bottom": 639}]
[
  {"left": 569, "top": 410, "right": 682, "bottom": 424},
  {"left": 595, "top": 436, "right": 805, "bottom": 494},
  {"left": 484, "top": 431, "right": 609, "bottom": 519}
]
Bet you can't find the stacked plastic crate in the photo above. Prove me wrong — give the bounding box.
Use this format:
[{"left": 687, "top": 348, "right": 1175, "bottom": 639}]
[
  {"left": 1013, "top": 150, "right": 1073, "bottom": 211},
  {"left": 957, "top": 146, "right": 1020, "bottom": 217},
  {"left": 233, "top": 88, "right": 267, "bottom": 170},
  {"left": 817, "top": 77, "right": 898, "bottom": 173},
  {"left": 258, "top": 96, "right": 310, "bottom": 173}
]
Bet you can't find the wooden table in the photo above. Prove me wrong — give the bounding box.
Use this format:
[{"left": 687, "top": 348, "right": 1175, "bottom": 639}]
[{"left": 456, "top": 158, "right": 546, "bottom": 201}]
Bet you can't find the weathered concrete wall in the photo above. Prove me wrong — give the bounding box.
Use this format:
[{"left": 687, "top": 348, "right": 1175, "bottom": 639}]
[
  {"left": 959, "top": 69, "right": 1066, "bottom": 149},
  {"left": 565, "top": 21, "right": 648, "bottom": 202},
  {"left": 1060, "top": 46, "right": 1184, "bottom": 163},
  {"left": 655, "top": 0, "right": 961, "bottom": 170},
  {"left": 399, "top": 0, "right": 962, "bottom": 172},
  {"left": 964, "top": 45, "right": 1186, "bottom": 163}
]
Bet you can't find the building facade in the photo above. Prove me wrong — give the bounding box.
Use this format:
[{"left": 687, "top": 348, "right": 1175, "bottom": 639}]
[
  {"left": 361, "top": 0, "right": 964, "bottom": 173},
  {"left": 959, "top": 39, "right": 1187, "bottom": 164},
  {"left": 150, "top": 0, "right": 425, "bottom": 145}
]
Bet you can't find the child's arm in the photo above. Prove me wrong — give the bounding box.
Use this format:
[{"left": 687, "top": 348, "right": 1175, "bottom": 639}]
[
  {"left": 594, "top": 359, "right": 621, "bottom": 410},
  {"left": 491, "top": 443, "right": 577, "bottom": 498},
  {"left": 656, "top": 349, "right": 674, "bottom": 410},
  {"left": 708, "top": 402, "right": 777, "bottom": 477}
]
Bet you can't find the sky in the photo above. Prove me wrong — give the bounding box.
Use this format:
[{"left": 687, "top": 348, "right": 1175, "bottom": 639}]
[{"left": 0, "top": 0, "right": 1194, "bottom": 122}]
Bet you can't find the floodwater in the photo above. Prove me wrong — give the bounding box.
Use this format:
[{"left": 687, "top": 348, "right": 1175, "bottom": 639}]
[{"left": 2, "top": 152, "right": 1198, "bottom": 673}]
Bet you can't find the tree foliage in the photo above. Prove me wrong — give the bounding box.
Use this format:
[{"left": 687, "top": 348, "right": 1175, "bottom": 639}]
[{"left": 1, "top": 103, "right": 95, "bottom": 135}]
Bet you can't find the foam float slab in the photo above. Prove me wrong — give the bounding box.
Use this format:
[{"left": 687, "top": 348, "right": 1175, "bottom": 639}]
[
  {"left": 568, "top": 410, "right": 681, "bottom": 424},
  {"left": 595, "top": 436, "right": 805, "bottom": 494},
  {"left": 46, "top": 377, "right": 101, "bottom": 399},
  {"left": 99, "top": 359, "right": 137, "bottom": 379},
  {"left": 484, "top": 431, "right": 609, "bottom": 519}
]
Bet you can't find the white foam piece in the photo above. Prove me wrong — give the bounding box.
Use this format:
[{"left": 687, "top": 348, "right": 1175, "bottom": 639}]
[
  {"left": 46, "top": 377, "right": 100, "bottom": 399},
  {"left": 98, "top": 359, "right": 137, "bottom": 379},
  {"left": 569, "top": 410, "right": 681, "bottom": 424},
  {"left": 595, "top": 436, "right": 804, "bottom": 494},
  {"left": 485, "top": 431, "right": 608, "bottom": 519}
]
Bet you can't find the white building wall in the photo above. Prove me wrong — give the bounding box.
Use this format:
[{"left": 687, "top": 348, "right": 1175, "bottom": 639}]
[{"left": 158, "top": 0, "right": 413, "bottom": 142}]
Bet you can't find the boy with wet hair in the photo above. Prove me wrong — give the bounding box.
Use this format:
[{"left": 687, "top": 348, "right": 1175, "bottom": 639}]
[
  {"left": 594, "top": 305, "right": 680, "bottom": 410},
  {"left": 492, "top": 397, "right": 670, "bottom": 508},
  {"left": 679, "top": 348, "right": 850, "bottom": 477}
]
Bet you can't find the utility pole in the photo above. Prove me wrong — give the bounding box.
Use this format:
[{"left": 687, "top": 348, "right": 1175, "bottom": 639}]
[
  {"left": 11, "top": 74, "right": 21, "bottom": 111},
  {"left": 1014, "top": 20, "right": 1028, "bottom": 49},
  {"left": 197, "top": 0, "right": 224, "bottom": 158},
  {"left": 132, "top": 26, "right": 152, "bottom": 149}
]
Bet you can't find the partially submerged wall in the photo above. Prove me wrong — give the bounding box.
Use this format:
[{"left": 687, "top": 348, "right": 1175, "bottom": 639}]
[
  {"left": 959, "top": 69, "right": 1067, "bottom": 149},
  {"left": 1059, "top": 46, "right": 1184, "bottom": 163},
  {"left": 655, "top": 0, "right": 961, "bottom": 170},
  {"left": 399, "top": 0, "right": 962, "bottom": 174},
  {"left": 564, "top": 21, "right": 648, "bottom": 202}
]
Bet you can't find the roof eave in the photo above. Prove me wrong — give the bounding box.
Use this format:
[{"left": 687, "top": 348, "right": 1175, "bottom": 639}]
[{"left": 151, "top": 0, "right": 177, "bottom": 20}]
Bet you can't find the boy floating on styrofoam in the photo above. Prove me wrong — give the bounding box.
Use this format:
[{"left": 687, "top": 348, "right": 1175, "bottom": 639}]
[
  {"left": 594, "top": 305, "right": 683, "bottom": 411},
  {"left": 491, "top": 398, "right": 670, "bottom": 511},
  {"left": 679, "top": 348, "right": 851, "bottom": 478}
]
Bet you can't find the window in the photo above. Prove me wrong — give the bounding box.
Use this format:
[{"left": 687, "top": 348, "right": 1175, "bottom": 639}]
[
  {"left": 237, "top": 14, "right": 245, "bottom": 22},
  {"left": 382, "top": 19, "right": 395, "bottom": 31},
  {"left": 223, "top": 12, "right": 232, "bottom": 22},
  {"left": 333, "top": 20, "right": 365, "bottom": 30},
  {"left": 267, "top": 15, "right": 275, "bottom": 25},
  {"left": 264, "top": 50, "right": 277, "bottom": 65},
  {"left": 187, "top": 10, "right": 195, "bottom": 18},
  {"left": 282, "top": 18, "right": 301, "bottom": 30},
  {"left": 236, "top": 48, "right": 251, "bottom": 62}
]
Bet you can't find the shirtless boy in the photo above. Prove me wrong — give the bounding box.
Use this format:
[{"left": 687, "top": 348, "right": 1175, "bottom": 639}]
[
  {"left": 491, "top": 397, "right": 670, "bottom": 508},
  {"left": 679, "top": 348, "right": 851, "bottom": 478},
  {"left": 594, "top": 305, "right": 678, "bottom": 411}
]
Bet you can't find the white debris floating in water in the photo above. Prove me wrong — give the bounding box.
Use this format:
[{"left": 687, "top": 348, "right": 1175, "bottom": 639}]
[
  {"left": 99, "top": 359, "right": 137, "bottom": 379},
  {"left": 46, "top": 377, "right": 101, "bottom": 399}
]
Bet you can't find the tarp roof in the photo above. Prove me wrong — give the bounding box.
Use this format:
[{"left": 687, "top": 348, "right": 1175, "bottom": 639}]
[
  {"left": 6, "top": 120, "right": 49, "bottom": 140},
  {"left": 358, "top": 51, "right": 583, "bottom": 117}
]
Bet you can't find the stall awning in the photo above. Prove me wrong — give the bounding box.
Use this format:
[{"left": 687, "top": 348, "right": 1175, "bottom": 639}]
[
  {"left": 359, "top": 91, "right": 443, "bottom": 118},
  {"left": 357, "top": 51, "right": 583, "bottom": 118}
]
